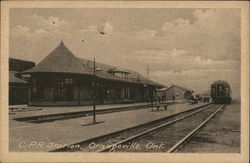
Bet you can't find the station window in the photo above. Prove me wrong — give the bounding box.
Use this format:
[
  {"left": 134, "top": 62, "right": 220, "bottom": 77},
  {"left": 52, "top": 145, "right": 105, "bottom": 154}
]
[
  {"left": 31, "top": 78, "right": 36, "bottom": 100},
  {"left": 37, "top": 82, "right": 45, "bottom": 100},
  {"left": 54, "top": 78, "right": 74, "bottom": 101},
  {"left": 117, "top": 88, "right": 122, "bottom": 100},
  {"left": 124, "top": 87, "right": 129, "bottom": 99},
  {"left": 65, "top": 78, "right": 73, "bottom": 84},
  {"left": 110, "top": 72, "right": 129, "bottom": 79},
  {"left": 33, "top": 78, "right": 45, "bottom": 100}
]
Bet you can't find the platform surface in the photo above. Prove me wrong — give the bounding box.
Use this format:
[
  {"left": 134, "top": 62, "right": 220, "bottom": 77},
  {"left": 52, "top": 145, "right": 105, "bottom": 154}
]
[
  {"left": 9, "top": 102, "right": 149, "bottom": 119},
  {"left": 9, "top": 102, "right": 207, "bottom": 152}
]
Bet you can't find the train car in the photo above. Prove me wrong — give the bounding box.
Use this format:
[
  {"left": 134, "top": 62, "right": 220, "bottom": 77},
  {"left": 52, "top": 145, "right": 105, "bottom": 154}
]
[{"left": 211, "top": 80, "right": 232, "bottom": 104}]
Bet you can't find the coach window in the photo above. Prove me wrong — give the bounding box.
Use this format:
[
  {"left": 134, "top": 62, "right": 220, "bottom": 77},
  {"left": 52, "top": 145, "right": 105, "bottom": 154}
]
[
  {"left": 225, "top": 87, "right": 229, "bottom": 94},
  {"left": 218, "top": 86, "right": 224, "bottom": 96},
  {"left": 212, "top": 87, "right": 215, "bottom": 96}
]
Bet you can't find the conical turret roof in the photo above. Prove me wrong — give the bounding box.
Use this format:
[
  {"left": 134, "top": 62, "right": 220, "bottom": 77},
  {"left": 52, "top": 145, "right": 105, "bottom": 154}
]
[
  {"left": 22, "top": 41, "right": 165, "bottom": 88},
  {"left": 23, "top": 41, "right": 92, "bottom": 75}
]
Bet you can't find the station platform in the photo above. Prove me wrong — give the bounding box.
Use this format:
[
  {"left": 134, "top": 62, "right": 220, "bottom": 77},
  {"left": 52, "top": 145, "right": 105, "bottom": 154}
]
[
  {"left": 9, "top": 101, "right": 186, "bottom": 122},
  {"left": 9, "top": 102, "right": 149, "bottom": 119},
  {"left": 9, "top": 102, "right": 208, "bottom": 152}
]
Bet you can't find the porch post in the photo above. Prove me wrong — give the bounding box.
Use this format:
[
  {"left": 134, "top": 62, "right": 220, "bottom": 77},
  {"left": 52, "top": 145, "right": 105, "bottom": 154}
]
[
  {"left": 27, "top": 85, "right": 31, "bottom": 106},
  {"left": 27, "top": 77, "right": 32, "bottom": 106},
  {"left": 77, "top": 77, "right": 80, "bottom": 106}
]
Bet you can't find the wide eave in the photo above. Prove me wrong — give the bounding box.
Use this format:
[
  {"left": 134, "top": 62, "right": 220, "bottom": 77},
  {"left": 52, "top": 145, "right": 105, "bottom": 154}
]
[{"left": 22, "top": 41, "right": 165, "bottom": 88}]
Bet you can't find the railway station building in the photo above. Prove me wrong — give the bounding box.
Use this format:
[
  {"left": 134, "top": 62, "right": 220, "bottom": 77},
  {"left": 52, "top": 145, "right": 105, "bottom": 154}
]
[
  {"left": 9, "top": 58, "right": 35, "bottom": 105},
  {"left": 162, "top": 84, "right": 194, "bottom": 101},
  {"left": 21, "top": 41, "right": 165, "bottom": 106}
]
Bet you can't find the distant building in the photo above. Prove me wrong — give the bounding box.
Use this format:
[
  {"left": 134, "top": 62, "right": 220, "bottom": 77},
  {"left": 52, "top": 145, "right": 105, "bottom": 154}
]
[
  {"left": 157, "top": 87, "right": 168, "bottom": 97},
  {"left": 9, "top": 58, "right": 35, "bottom": 105},
  {"left": 201, "top": 90, "right": 211, "bottom": 97},
  {"left": 164, "top": 84, "right": 194, "bottom": 101},
  {"left": 20, "top": 41, "right": 164, "bottom": 106}
]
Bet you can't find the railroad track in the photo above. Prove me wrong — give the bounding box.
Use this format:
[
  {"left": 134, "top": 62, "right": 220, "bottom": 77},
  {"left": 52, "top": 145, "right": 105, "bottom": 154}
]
[
  {"left": 166, "top": 104, "right": 225, "bottom": 153},
  {"left": 52, "top": 103, "right": 218, "bottom": 152},
  {"left": 99, "top": 104, "right": 225, "bottom": 153}
]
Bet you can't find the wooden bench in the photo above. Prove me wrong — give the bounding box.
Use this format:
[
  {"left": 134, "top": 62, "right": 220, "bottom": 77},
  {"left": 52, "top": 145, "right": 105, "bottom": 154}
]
[{"left": 151, "top": 103, "right": 168, "bottom": 112}]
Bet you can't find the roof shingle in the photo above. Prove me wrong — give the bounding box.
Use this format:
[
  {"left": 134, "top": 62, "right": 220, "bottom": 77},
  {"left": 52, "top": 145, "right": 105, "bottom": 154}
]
[
  {"left": 22, "top": 41, "right": 165, "bottom": 87},
  {"left": 23, "top": 41, "right": 92, "bottom": 75}
]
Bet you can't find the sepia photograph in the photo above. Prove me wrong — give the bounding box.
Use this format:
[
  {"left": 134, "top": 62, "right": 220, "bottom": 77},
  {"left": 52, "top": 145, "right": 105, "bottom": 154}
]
[{"left": 1, "top": 1, "right": 249, "bottom": 163}]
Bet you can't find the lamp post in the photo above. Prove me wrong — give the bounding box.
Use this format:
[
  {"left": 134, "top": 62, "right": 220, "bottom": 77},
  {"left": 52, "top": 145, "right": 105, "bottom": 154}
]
[
  {"left": 80, "top": 36, "right": 103, "bottom": 125},
  {"left": 92, "top": 57, "right": 101, "bottom": 123}
]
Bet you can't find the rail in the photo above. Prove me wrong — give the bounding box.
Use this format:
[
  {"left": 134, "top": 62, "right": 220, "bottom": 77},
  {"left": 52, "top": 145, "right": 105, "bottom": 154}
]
[{"left": 166, "top": 104, "right": 225, "bottom": 153}]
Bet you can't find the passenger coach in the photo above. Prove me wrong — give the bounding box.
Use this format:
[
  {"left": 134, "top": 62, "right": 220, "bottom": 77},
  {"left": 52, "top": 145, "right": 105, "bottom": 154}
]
[{"left": 211, "top": 80, "right": 232, "bottom": 104}]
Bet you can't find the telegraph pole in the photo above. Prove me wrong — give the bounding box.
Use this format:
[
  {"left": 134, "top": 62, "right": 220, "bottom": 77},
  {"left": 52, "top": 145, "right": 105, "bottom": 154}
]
[
  {"left": 93, "top": 57, "right": 96, "bottom": 123},
  {"left": 147, "top": 65, "right": 149, "bottom": 78}
]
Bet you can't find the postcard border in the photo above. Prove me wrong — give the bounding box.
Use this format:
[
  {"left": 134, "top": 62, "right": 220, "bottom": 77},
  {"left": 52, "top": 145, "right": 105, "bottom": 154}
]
[{"left": 1, "top": 1, "right": 249, "bottom": 163}]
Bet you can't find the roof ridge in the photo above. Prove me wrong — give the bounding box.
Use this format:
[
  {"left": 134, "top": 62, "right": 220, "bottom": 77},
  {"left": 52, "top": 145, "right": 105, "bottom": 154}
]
[
  {"left": 167, "top": 84, "right": 193, "bottom": 92},
  {"left": 22, "top": 41, "right": 165, "bottom": 87},
  {"left": 22, "top": 41, "right": 93, "bottom": 75}
]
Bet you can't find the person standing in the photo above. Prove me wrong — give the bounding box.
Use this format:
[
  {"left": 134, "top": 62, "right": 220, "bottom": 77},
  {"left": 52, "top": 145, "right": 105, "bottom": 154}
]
[
  {"left": 172, "top": 95, "right": 175, "bottom": 102},
  {"left": 162, "top": 93, "right": 167, "bottom": 103}
]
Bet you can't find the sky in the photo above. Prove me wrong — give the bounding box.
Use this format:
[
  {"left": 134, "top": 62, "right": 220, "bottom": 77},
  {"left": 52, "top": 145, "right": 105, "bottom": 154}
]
[{"left": 9, "top": 8, "right": 241, "bottom": 98}]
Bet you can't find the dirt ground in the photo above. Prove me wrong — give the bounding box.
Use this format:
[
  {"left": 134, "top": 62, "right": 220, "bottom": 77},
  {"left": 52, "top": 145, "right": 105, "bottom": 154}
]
[{"left": 177, "top": 100, "right": 241, "bottom": 153}]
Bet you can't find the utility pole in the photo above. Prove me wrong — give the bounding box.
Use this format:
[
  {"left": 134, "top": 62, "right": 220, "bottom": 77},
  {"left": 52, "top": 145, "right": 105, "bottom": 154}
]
[
  {"left": 147, "top": 65, "right": 149, "bottom": 78},
  {"left": 93, "top": 57, "right": 96, "bottom": 123},
  {"left": 92, "top": 57, "right": 102, "bottom": 124}
]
